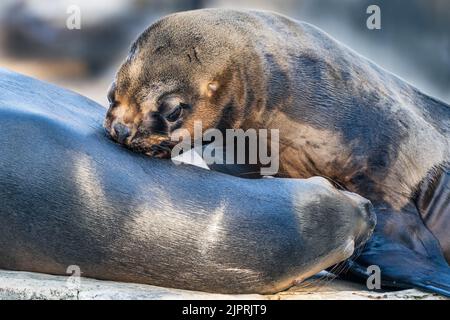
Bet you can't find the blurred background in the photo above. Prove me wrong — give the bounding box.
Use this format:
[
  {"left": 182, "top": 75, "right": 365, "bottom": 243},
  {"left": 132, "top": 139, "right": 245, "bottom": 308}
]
[{"left": 0, "top": 0, "right": 448, "bottom": 107}]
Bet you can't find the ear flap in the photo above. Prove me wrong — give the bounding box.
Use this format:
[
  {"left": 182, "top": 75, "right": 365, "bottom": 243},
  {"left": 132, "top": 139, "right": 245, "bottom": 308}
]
[{"left": 207, "top": 82, "right": 219, "bottom": 97}]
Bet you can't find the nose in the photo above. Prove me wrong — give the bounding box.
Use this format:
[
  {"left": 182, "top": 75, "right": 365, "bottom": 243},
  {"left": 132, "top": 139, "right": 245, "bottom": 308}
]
[{"left": 113, "top": 123, "right": 131, "bottom": 144}]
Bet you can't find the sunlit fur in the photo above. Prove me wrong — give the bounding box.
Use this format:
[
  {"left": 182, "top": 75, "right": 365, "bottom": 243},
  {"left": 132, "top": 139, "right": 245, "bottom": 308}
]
[{"left": 104, "top": 9, "right": 450, "bottom": 296}]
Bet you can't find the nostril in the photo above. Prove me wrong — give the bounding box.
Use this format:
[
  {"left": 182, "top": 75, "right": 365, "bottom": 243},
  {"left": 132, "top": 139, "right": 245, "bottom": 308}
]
[{"left": 113, "top": 123, "right": 131, "bottom": 144}]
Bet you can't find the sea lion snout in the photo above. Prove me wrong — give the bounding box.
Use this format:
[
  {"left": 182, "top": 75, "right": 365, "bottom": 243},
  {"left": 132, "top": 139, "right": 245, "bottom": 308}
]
[
  {"left": 302, "top": 176, "right": 376, "bottom": 246},
  {"left": 342, "top": 191, "right": 377, "bottom": 245},
  {"left": 355, "top": 199, "right": 376, "bottom": 244},
  {"left": 104, "top": 76, "right": 191, "bottom": 154},
  {"left": 104, "top": 103, "right": 172, "bottom": 152}
]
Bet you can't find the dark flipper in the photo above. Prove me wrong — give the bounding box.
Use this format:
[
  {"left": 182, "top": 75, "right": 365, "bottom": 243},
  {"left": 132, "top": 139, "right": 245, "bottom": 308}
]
[
  {"left": 347, "top": 235, "right": 450, "bottom": 296},
  {"left": 341, "top": 204, "right": 450, "bottom": 297},
  {"left": 416, "top": 166, "right": 450, "bottom": 262}
]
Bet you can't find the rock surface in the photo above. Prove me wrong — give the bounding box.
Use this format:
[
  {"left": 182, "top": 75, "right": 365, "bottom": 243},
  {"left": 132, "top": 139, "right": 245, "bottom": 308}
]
[{"left": 0, "top": 270, "right": 445, "bottom": 300}]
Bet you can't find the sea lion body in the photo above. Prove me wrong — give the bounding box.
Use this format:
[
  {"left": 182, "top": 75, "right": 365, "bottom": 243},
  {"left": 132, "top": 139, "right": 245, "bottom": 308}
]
[
  {"left": 0, "top": 69, "right": 375, "bottom": 294},
  {"left": 104, "top": 9, "right": 450, "bottom": 295}
]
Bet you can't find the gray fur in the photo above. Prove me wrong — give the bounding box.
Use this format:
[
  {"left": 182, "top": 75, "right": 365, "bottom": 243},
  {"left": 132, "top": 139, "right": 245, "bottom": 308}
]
[{"left": 0, "top": 69, "right": 375, "bottom": 294}]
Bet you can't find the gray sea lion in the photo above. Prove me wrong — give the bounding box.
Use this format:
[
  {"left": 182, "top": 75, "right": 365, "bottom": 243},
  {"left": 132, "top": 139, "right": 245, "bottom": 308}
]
[
  {"left": 0, "top": 69, "right": 375, "bottom": 294},
  {"left": 104, "top": 9, "right": 450, "bottom": 296}
]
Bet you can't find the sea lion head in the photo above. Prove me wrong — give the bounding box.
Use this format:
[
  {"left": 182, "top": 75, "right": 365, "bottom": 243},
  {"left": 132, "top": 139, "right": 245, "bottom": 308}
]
[
  {"left": 104, "top": 9, "right": 260, "bottom": 157},
  {"left": 304, "top": 177, "right": 377, "bottom": 248}
]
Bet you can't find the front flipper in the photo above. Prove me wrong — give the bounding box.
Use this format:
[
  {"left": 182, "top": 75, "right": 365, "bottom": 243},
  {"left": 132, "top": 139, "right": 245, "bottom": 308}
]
[
  {"left": 416, "top": 166, "right": 450, "bottom": 262},
  {"left": 343, "top": 204, "right": 450, "bottom": 297}
]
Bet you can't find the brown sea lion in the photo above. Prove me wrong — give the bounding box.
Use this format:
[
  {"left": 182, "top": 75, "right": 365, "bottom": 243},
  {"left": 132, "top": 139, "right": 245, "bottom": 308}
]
[
  {"left": 103, "top": 9, "right": 450, "bottom": 296},
  {"left": 0, "top": 68, "right": 376, "bottom": 294}
]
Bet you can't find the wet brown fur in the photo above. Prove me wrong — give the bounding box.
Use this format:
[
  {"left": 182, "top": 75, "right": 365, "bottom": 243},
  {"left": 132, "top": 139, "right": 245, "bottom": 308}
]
[{"left": 104, "top": 9, "right": 450, "bottom": 293}]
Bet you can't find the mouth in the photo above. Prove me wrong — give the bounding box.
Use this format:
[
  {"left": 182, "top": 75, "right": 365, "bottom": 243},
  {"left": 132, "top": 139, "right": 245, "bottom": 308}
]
[
  {"left": 148, "top": 142, "right": 174, "bottom": 158},
  {"left": 103, "top": 119, "right": 170, "bottom": 156},
  {"left": 105, "top": 128, "right": 175, "bottom": 159}
]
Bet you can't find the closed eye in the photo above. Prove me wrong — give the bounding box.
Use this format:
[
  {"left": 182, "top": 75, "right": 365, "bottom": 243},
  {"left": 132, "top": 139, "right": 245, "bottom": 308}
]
[{"left": 166, "top": 105, "right": 183, "bottom": 122}]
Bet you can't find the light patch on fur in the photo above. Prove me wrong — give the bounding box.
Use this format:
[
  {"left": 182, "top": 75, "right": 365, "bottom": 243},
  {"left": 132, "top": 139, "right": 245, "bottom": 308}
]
[
  {"left": 269, "top": 112, "right": 353, "bottom": 179},
  {"left": 111, "top": 103, "right": 127, "bottom": 120},
  {"left": 124, "top": 185, "right": 209, "bottom": 247},
  {"left": 73, "top": 154, "right": 107, "bottom": 211},
  {"left": 207, "top": 82, "right": 219, "bottom": 97},
  {"left": 110, "top": 96, "right": 137, "bottom": 123},
  {"left": 198, "top": 201, "right": 226, "bottom": 255},
  {"left": 138, "top": 81, "right": 179, "bottom": 114},
  {"left": 198, "top": 80, "right": 216, "bottom": 98},
  {"left": 305, "top": 176, "right": 334, "bottom": 189},
  {"left": 382, "top": 112, "right": 450, "bottom": 209},
  {"left": 126, "top": 57, "right": 144, "bottom": 83}
]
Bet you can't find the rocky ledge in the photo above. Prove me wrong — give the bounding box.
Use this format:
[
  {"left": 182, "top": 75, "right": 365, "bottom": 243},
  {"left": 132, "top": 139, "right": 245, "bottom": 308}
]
[{"left": 0, "top": 270, "right": 445, "bottom": 300}]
